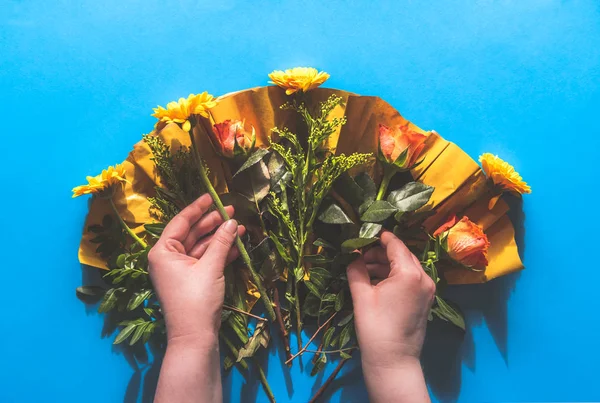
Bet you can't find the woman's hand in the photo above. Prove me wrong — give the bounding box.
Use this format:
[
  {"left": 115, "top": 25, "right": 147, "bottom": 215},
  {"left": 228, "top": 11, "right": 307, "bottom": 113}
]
[
  {"left": 149, "top": 194, "right": 244, "bottom": 403},
  {"left": 347, "top": 231, "right": 435, "bottom": 403}
]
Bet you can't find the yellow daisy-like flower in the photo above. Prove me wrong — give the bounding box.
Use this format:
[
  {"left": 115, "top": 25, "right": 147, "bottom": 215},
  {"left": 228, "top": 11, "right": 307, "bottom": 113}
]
[
  {"left": 479, "top": 153, "right": 531, "bottom": 194},
  {"left": 152, "top": 92, "right": 217, "bottom": 132},
  {"left": 268, "top": 67, "right": 330, "bottom": 95},
  {"left": 72, "top": 164, "right": 128, "bottom": 198}
]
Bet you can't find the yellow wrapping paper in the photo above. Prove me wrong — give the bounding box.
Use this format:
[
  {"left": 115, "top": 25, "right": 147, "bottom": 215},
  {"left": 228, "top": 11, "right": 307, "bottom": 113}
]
[{"left": 78, "top": 86, "right": 524, "bottom": 285}]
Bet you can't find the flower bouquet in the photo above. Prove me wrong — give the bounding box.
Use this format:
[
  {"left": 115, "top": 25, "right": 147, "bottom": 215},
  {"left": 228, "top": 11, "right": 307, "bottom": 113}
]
[{"left": 74, "top": 67, "right": 529, "bottom": 402}]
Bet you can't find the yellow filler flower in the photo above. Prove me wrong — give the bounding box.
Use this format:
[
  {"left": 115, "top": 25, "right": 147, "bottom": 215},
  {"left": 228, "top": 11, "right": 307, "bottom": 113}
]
[
  {"left": 480, "top": 153, "right": 531, "bottom": 194},
  {"left": 268, "top": 67, "right": 330, "bottom": 95},
  {"left": 72, "top": 164, "right": 128, "bottom": 198},
  {"left": 152, "top": 92, "right": 217, "bottom": 132}
]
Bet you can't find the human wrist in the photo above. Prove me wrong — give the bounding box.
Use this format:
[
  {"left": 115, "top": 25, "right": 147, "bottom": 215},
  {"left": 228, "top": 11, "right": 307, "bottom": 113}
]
[{"left": 362, "top": 356, "right": 429, "bottom": 403}]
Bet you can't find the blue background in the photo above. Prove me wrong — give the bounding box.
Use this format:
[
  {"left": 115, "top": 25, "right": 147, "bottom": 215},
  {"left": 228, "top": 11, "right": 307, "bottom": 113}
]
[{"left": 2, "top": 0, "right": 599, "bottom": 402}]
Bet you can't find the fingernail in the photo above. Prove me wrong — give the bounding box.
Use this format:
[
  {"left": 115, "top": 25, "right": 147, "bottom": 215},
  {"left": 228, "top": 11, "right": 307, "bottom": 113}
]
[{"left": 224, "top": 219, "right": 238, "bottom": 234}]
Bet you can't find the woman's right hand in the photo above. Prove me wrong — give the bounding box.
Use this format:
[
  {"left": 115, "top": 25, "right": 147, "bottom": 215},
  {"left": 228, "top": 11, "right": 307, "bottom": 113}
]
[{"left": 347, "top": 231, "right": 435, "bottom": 403}]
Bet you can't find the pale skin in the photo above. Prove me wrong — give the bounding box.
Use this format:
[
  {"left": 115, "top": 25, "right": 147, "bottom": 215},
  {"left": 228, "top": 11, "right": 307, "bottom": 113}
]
[{"left": 149, "top": 194, "right": 434, "bottom": 403}]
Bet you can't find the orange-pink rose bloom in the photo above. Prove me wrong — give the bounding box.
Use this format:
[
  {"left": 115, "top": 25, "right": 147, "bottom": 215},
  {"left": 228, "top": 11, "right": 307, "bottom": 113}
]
[
  {"left": 212, "top": 119, "right": 256, "bottom": 158},
  {"left": 433, "top": 215, "right": 490, "bottom": 269},
  {"left": 378, "top": 123, "right": 428, "bottom": 167}
]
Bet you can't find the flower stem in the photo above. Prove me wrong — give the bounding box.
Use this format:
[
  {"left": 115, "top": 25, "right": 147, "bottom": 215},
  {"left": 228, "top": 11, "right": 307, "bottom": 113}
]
[
  {"left": 375, "top": 166, "right": 395, "bottom": 201},
  {"left": 188, "top": 122, "right": 276, "bottom": 322},
  {"left": 221, "top": 333, "right": 276, "bottom": 403},
  {"left": 108, "top": 198, "right": 148, "bottom": 249}
]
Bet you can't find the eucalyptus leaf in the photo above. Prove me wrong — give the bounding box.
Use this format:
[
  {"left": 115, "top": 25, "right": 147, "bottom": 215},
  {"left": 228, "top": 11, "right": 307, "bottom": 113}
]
[
  {"left": 318, "top": 204, "right": 354, "bottom": 225},
  {"left": 387, "top": 182, "right": 434, "bottom": 212},
  {"left": 313, "top": 238, "right": 336, "bottom": 251},
  {"left": 234, "top": 160, "right": 271, "bottom": 203},
  {"left": 360, "top": 200, "right": 398, "bottom": 222},
  {"left": 337, "top": 312, "right": 354, "bottom": 327},
  {"left": 354, "top": 172, "right": 377, "bottom": 202},
  {"left": 359, "top": 223, "right": 382, "bottom": 239},
  {"left": 234, "top": 148, "right": 270, "bottom": 177},
  {"left": 339, "top": 323, "right": 352, "bottom": 349}
]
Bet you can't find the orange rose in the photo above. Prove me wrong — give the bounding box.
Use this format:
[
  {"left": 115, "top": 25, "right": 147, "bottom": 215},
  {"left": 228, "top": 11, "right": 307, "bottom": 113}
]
[
  {"left": 212, "top": 119, "right": 256, "bottom": 158},
  {"left": 378, "top": 123, "right": 428, "bottom": 169},
  {"left": 433, "top": 215, "right": 490, "bottom": 269}
]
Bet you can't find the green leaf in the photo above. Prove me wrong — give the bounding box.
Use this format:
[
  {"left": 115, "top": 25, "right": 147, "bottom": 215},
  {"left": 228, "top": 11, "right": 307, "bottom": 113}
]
[
  {"left": 322, "top": 293, "right": 337, "bottom": 302},
  {"left": 304, "top": 254, "right": 334, "bottom": 264},
  {"left": 334, "top": 291, "right": 345, "bottom": 312},
  {"left": 234, "top": 148, "right": 270, "bottom": 177},
  {"left": 387, "top": 182, "right": 434, "bottom": 212},
  {"left": 318, "top": 204, "right": 353, "bottom": 225},
  {"left": 359, "top": 223, "right": 382, "bottom": 239},
  {"left": 237, "top": 322, "right": 270, "bottom": 362},
  {"left": 268, "top": 232, "right": 293, "bottom": 265},
  {"left": 360, "top": 200, "right": 398, "bottom": 222},
  {"left": 116, "top": 254, "right": 126, "bottom": 269},
  {"left": 432, "top": 296, "right": 466, "bottom": 330},
  {"left": 337, "top": 312, "right": 354, "bottom": 327},
  {"left": 313, "top": 238, "right": 336, "bottom": 251},
  {"left": 393, "top": 147, "right": 409, "bottom": 168},
  {"left": 114, "top": 323, "right": 137, "bottom": 344},
  {"left": 129, "top": 322, "right": 149, "bottom": 345},
  {"left": 127, "top": 290, "right": 152, "bottom": 311},
  {"left": 303, "top": 293, "right": 321, "bottom": 317},
  {"left": 339, "top": 323, "right": 352, "bottom": 348},
  {"left": 322, "top": 327, "right": 335, "bottom": 348},
  {"left": 354, "top": 172, "right": 377, "bottom": 202},
  {"left": 234, "top": 160, "right": 271, "bottom": 203},
  {"left": 340, "top": 351, "right": 352, "bottom": 359},
  {"left": 341, "top": 237, "right": 378, "bottom": 253},
  {"left": 144, "top": 223, "right": 165, "bottom": 238},
  {"left": 98, "top": 288, "right": 119, "bottom": 313},
  {"left": 267, "top": 152, "right": 288, "bottom": 188},
  {"left": 311, "top": 354, "right": 327, "bottom": 376}
]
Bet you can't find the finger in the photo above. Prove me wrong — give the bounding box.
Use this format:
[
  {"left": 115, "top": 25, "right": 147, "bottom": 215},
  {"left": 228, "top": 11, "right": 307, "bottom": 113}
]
[
  {"left": 188, "top": 225, "right": 246, "bottom": 259},
  {"left": 347, "top": 256, "right": 372, "bottom": 301},
  {"left": 366, "top": 263, "right": 391, "bottom": 279},
  {"left": 363, "top": 247, "right": 389, "bottom": 265},
  {"left": 183, "top": 205, "right": 235, "bottom": 252},
  {"left": 161, "top": 194, "right": 213, "bottom": 242},
  {"left": 380, "top": 231, "right": 421, "bottom": 276},
  {"left": 199, "top": 219, "right": 239, "bottom": 276}
]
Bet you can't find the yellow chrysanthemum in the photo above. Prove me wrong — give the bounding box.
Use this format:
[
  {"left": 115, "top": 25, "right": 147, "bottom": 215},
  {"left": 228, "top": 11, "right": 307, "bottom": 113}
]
[
  {"left": 72, "top": 164, "right": 128, "bottom": 198},
  {"left": 268, "top": 67, "right": 330, "bottom": 95},
  {"left": 152, "top": 92, "right": 217, "bottom": 131},
  {"left": 479, "top": 153, "right": 531, "bottom": 194}
]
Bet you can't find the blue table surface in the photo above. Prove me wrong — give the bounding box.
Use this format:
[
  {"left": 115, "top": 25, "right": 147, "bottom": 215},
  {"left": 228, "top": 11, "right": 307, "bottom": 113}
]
[{"left": 2, "top": 1, "right": 599, "bottom": 402}]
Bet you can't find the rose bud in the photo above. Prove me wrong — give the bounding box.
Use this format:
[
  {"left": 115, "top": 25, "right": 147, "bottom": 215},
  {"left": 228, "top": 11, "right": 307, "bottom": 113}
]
[
  {"left": 378, "top": 123, "right": 428, "bottom": 169},
  {"left": 212, "top": 119, "right": 256, "bottom": 158},
  {"left": 433, "top": 215, "right": 490, "bottom": 269}
]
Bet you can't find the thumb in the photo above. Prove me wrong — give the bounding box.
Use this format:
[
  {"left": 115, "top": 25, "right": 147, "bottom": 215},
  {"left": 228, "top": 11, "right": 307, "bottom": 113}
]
[
  {"left": 346, "top": 256, "right": 372, "bottom": 303},
  {"left": 200, "top": 219, "right": 238, "bottom": 276}
]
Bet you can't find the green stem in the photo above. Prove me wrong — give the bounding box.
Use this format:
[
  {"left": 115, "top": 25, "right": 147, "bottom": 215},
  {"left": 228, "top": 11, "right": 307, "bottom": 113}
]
[
  {"left": 294, "top": 279, "right": 302, "bottom": 351},
  {"left": 108, "top": 198, "right": 148, "bottom": 249},
  {"left": 256, "top": 361, "right": 276, "bottom": 403},
  {"left": 221, "top": 333, "right": 276, "bottom": 403},
  {"left": 188, "top": 122, "right": 276, "bottom": 322},
  {"left": 375, "top": 166, "right": 396, "bottom": 201}
]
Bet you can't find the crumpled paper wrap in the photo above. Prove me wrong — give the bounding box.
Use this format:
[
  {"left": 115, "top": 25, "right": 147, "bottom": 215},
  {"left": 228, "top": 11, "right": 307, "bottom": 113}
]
[{"left": 78, "top": 86, "right": 524, "bottom": 286}]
